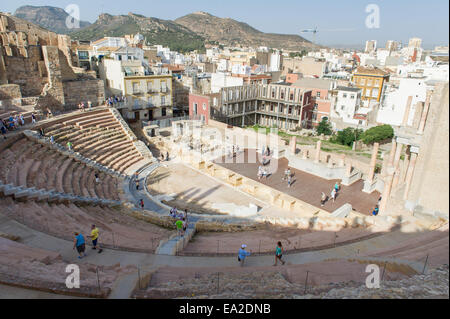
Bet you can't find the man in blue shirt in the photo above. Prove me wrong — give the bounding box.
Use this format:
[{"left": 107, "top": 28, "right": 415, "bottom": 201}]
[
  {"left": 73, "top": 232, "right": 86, "bottom": 259},
  {"left": 238, "top": 244, "right": 251, "bottom": 267}
]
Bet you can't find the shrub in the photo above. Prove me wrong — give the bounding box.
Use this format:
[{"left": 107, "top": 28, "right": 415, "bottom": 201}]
[
  {"left": 332, "top": 127, "right": 364, "bottom": 146},
  {"left": 361, "top": 125, "right": 394, "bottom": 145}
]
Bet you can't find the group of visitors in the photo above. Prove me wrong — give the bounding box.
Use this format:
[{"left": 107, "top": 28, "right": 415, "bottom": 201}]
[
  {"left": 320, "top": 182, "right": 341, "bottom": 206},
  {"left": 170, "top": 207, "right": 188, "bottom": 237},
  {"left": 105, "top": 96, "right": 125, "bottom": 107},
  {"left": 282, "top": 168, "right": 294, "bottom": 188},
  {"left": 78, "top": 101, "right": 92, "bottom": 112},
  {"left": 73, "top": 224, "right": 103, "bottom": 259},
  {"left": 237, "top": 242, "right": 286, "bottom": 267},
  {"left": 257, "top": 165, "right": 270, "bottom": 180}
]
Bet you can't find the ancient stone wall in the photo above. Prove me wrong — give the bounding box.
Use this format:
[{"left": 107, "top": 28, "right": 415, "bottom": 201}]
[
  {"left": 63, "top": 79, "right": 105, "bottom": 109},
  {"left": 0, "top": 84, "right": 22, "bottom": 100},
  {"left": 407, "top": 83, "right": 449, "bottom": 217}
]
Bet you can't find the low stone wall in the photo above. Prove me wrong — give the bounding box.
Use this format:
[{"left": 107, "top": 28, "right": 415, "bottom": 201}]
[{"left": 0, "top": 84, "right": 22, "bottom": 100}]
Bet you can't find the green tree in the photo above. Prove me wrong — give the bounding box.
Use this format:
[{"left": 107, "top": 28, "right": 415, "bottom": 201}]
[
  {"left": 333, "top": 127, "right": 364, "bottom": 146},
  {"left": 361, "top": 125, "right": 394, "bottom": 145},
  {"left": 316, "top": 118, "right": 333, "bottom": 136}
]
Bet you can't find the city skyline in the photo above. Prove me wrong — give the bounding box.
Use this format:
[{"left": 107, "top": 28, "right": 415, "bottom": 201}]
[{"left": 1, "top": 0, "right": 449, "bottom": 49}]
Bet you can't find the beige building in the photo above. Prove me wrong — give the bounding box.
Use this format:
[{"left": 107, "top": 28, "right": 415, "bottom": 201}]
[
  {"left": 99, "top": 58, "right": 173, "bottom": 121},
  {"left": 282, "top": 56, "right": 328, "bottom": 78}
]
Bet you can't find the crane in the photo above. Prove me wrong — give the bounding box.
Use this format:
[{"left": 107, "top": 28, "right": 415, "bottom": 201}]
[{"left": 300, "top": 27, "right": 319, "bottom": 45}]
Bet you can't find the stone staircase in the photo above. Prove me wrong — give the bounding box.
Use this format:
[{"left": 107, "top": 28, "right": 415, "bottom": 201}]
[
  {"left": 0, "top": 180, "right": 121, "bottom": 207},
  {"left": 155, "top": 222, "right": 197, "bottom": 255}
]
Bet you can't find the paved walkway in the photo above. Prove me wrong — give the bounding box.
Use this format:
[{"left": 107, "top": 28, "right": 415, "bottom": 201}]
[
  {"left": 1, "top": 211, "right": 443, "bottom": 298},
  {"left": 216, "top": 149, "right": 380, "bottom": 215}
]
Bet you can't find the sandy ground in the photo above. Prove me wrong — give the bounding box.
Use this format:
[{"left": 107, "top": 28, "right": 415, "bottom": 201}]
[{"left": 147, "top": 163, "right": 266, "bottom": 215}]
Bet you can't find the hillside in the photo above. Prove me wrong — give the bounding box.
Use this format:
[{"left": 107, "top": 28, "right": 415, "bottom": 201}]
[
  {"left": 175, "top": 11, "right": 316, "bottom": 50},
  {"left": 14, "top": 5, "right": 91, "bottom": 34},
  {"left": 69, "top": 13, "right": 206, "bottom": 53}
]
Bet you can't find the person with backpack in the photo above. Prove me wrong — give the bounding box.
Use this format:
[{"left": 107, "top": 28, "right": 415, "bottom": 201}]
[
  {"left": 273, "top": 242, "right": 286, "bottom": 266},
  {"left": 238, "top": 244, "right": 251, "bottom": 267}
]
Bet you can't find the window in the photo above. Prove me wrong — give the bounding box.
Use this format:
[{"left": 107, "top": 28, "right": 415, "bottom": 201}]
[
  {"left": 288, "top": 106, "right": 292, "bottom": 114},
  {"left": 147, "top": 81, "right": 153, "bottom": 93},
  {"left": 314, "top": 103, "right": 318, "bottom": 110},
  {"left": 194, "top": 103, "right": 198, "bottom": 114},
  {"left": 270, "top": 105, "right": 274, "bottom": 112},
  {"left": 341, "top": 105, "right": 345, "bottom": 110},
  {"left": 162, "top": 108, "right": 167, "bottom": 117},
  {"left": 272, "top": 89, "right": 276, "bottom": 98},
  {"left": 78, "top": 51, "right": 89, "bottom": 60},
  {"left": 161, "top": 96, "right": 166, "bottom": 105},
  {"left": 351, "top": 95, "right": 355, "bottom": 99},
  {"left": 290, "top": 93, "right": 294, "bottom": 100},
  {"left": 161, "top": 81, "right": 167, "bottom": 93},
  {"left": 132, "top": 82, "right": 140, "bottom": 94},
  {"left": 367, "top": 79, "right": 373, "bottom": 86},
  {"left": 343, "top": 93, "right": 347, "bottom": 98},
  {"left": 316, "top": 92, "right": 321, "bottom": 98},
  {"left": 371, "top": 88, "right": 379, "bottom": 98},
  {"left": 280, "top": 91, "right": 285, "bottom": 99}
]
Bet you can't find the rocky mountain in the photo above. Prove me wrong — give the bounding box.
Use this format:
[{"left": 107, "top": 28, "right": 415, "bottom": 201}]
[
  {"left": 175, "top": 11, "right": 315, "bottom": 50},
  {"left": 69, "top": 13, "right": 205, "bottom": 53},
  {"left": 12, "top": 6, "right": 316, "bottom": 52},
  {"left": 14, "top": 5, "right": 91, "bottom": 34}
]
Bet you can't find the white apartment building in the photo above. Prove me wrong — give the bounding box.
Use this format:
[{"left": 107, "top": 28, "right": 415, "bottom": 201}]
[
  {"left": 210, "top": 73, "right": 244, "bottom": 93},
  {"left": 331, "top": 87, "right": 364, "bottom": 125},
  {"left": 270, "top": 52, "right": 281, "bottom": 72},
  {"left": 377, "top": 77, "right": 428, "bottom": 126}
]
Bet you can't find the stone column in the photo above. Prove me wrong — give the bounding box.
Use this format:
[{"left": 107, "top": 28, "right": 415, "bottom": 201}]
[
  {"left": 418, "top": 90, "right": 433, "bottom": 134},
  {"left": 315, "top": 140, "right": 321, "bottom": 163},
  {"left": 290, "top": 136, "right": 297, "bottom": 154},
  {"left": 391, "top": 143, "right": 403, "bottom": 189},
  {"left": 381, "top": 152, "right": 389, "bottom": 178},
  {"left": 401, "top": 150, "right": 411, "bottom": 184},
  {"left": 388, "top": 139, "right": 397, "bottom": 167},
  {"left": 367, "top": 142, "right": 380, "bottom": 182},
  {"left": 403, "top": 152, "right": 418, "bottom": 200},
  {"left": 339, "top": 154, "right": 346, "bottom": 167},
  {"left": 379, "top": 167, "right": 395, "bottom": 215},
  {"left": 402, "top": 96, "right": 413, "bottom": 126}
]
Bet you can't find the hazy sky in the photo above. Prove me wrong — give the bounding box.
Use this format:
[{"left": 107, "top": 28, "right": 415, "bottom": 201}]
[{"left": 2, "top": 0, "right": 449, "bottom": 48}]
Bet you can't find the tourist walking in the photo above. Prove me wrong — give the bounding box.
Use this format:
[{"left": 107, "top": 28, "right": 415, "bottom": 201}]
[
  {"left": 139, "top": 199, "right": 144, "bottom": 210},
  {"left": 67, "top": 141, "right": 73, "bottom": 151},
  {"left": 166, "top": 151, "right": 169, "bottom": 161},
  {"left": 73, "top": 232, "right": 86, "bottom": 259},
  {"left": 321, "top": 192, "right": 327, "bottom": 207},
  {"left": 39, "top": 128, "right": 45, "bottom": 137},
  {"left": 238, "top": 244, "right": 251, "bottom": 267},
  {"left": 50, "top": 136, "right": 54, "bottom": 144},
  {"left": 31, "top": 113, "right": 36, "bottom": 124},
  {"left": 19, "top": 114, "right": 25, "bottom": 126},
  {"left": 273, "top": 242, "right": 286, "bottom": 266},
  {"left": 372, "top": 205, "right": 379, "bottom": 216},
  {"left": 334, "top": 182, "right": 340, "bottom": 193},
  {"left": 287, "top": 174, "right": 293, "bottom": 188},
  {"left": 95, "top": 173, "right": 100, "bottom": 184},
  {"left": 87, "top": 225, "right": 103, "bottom": 253},
  {"left": 135, "top": 180, "right": 140, "bottom": 190},
  {"left": 331, "top": 188, "right": 337, "bottom": 203},
  {"left": 176, "top": 219, "right": 184, "bottom": 237}
]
